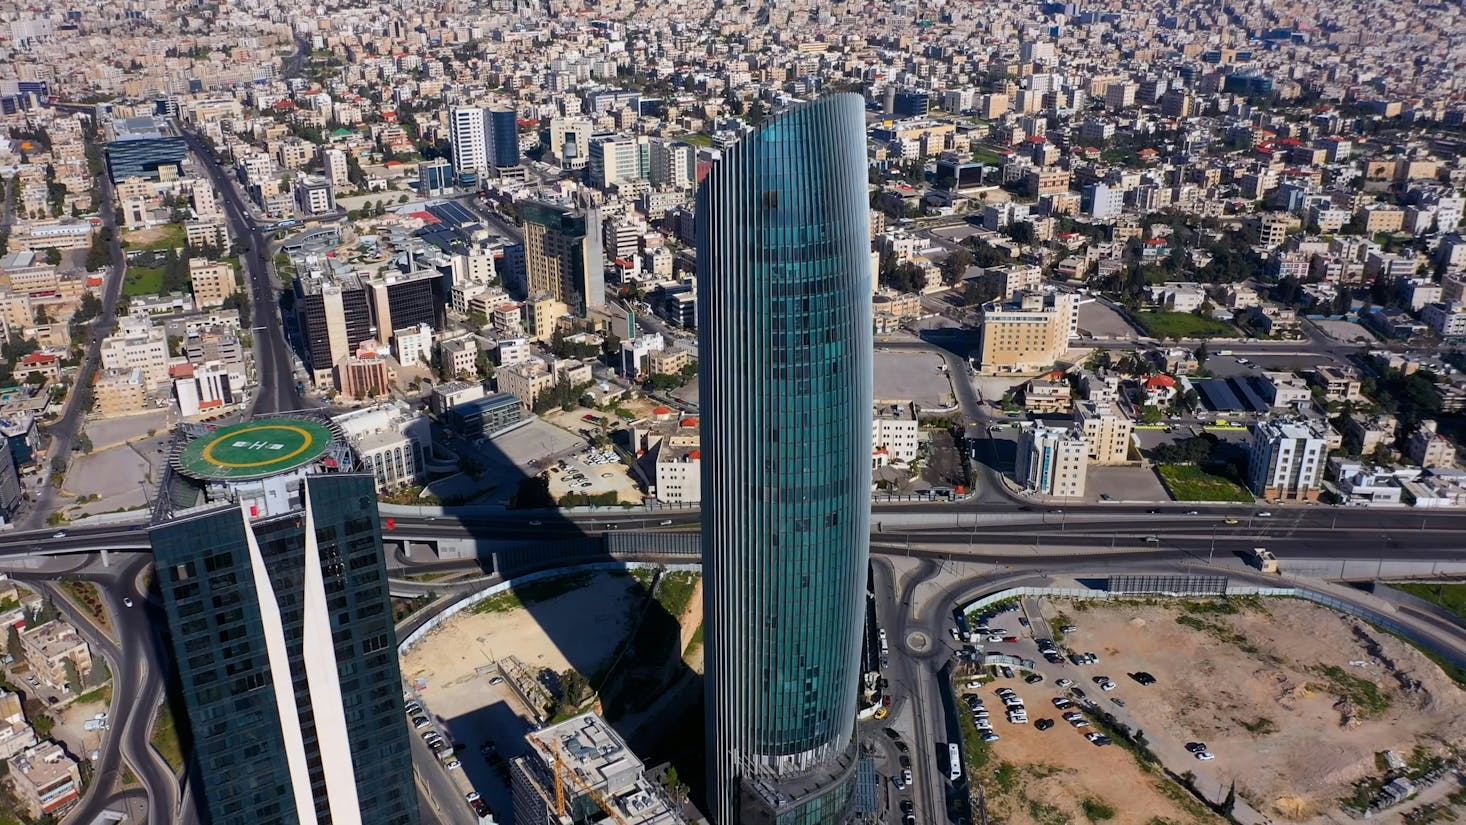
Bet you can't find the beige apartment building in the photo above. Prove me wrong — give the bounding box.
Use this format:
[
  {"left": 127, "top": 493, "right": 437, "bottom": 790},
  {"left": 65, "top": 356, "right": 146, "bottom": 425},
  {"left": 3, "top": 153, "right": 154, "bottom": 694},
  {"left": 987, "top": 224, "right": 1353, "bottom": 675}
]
[
  {"left": 496, "top": 360, "right": 556, "bottom": 410},
  {"left": 188, "top": 259, "right": 237, "bottom": 308},
  {"left": 648, "top": 346, "right": 692, "bottom": 376},
  {"left": 977, "top": 291, "right": 1077, "bottom": 374},
  {"left": 1408, "top": 420, "right": 1456, "bottom": 468},
  {"left": 6, "top": 741, "right": 82, "bottom": 818},
  {"left": 99, "top": 318, "right": 170, "bottom": 389},
  {"left": 1076, "top": 401, "right": 1134, "bottom": 464},
  {"left": 93, "top": 368, "right": 148, "bottom": 417},
  {"left": 18, "top": 620, "right": 92, "bottom": 690}
]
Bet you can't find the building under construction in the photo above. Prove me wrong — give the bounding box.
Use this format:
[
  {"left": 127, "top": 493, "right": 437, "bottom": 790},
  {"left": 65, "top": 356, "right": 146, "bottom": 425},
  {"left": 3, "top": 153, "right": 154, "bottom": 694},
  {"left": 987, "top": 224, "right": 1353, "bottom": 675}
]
[{"left": 511, "top": 713, "right": 686, "bottom": 825}]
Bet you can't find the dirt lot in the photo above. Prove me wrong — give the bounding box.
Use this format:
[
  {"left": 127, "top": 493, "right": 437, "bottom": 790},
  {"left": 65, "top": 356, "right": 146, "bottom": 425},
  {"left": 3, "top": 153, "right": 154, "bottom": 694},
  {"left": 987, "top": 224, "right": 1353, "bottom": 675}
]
[
  {"left": 973, "top": 694, "right": 1221, "bottom": 825},
  {"left": 1051, "top": 597, "right": 1466, "bottom": 823}
]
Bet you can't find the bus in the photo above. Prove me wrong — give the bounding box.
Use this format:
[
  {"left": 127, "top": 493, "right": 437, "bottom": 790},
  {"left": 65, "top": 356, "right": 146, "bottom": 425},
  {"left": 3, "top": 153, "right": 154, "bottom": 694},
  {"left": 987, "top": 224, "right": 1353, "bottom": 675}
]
[{"left": 948, "top": 743, "right": 961, "bottom": 781}]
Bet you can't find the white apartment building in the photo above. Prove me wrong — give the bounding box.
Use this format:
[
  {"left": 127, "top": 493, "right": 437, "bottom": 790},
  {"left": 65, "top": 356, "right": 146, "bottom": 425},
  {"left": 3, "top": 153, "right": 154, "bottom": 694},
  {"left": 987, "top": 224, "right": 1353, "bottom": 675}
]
[
  {"left": 1248, "top": 418, "right": 1330, "bottom": 501},
  {"left": 173, "top": 361, "right": 236, "bottom": 417},
  {"left": 873, "top": 405, "right": 920, "bottom": 466},
  {"left": 1016, "top": 424, "right": 1089, "bottom": 498},
  {"left": 450, "top": 106, "right": 487, "bottom": 178},
  {"left": 99, "top": 316, "right": 170, "bottom": 389}
]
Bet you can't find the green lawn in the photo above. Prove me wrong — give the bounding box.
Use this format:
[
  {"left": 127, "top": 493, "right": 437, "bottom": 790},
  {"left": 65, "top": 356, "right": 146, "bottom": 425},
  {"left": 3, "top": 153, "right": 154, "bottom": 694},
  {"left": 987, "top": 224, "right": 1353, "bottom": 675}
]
[
  {"left": 1390, "top": 583, "right": 1466, "bottom": 619},
  {"left": 677, "top": 133, "right": 713, "bottom": 147},
  {"left": 122, "top": 266, "right": 164, "bottom": 296},
  {"left": 151, "top": 703, "right": 184, "bottom": 773},
  {"left": 1135, "top": 311, "right": 1241, "bottom": 340},
  {"left": 1157, "top": 464, "right": 1255, "bottom": 503}
]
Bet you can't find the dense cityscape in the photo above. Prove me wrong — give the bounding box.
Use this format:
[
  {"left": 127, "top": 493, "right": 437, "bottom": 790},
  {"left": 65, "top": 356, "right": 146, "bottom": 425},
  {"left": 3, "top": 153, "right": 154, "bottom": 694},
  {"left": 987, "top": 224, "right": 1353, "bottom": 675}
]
[{"left": 0, "top": 0, "right": 1462, "bottom": 824}]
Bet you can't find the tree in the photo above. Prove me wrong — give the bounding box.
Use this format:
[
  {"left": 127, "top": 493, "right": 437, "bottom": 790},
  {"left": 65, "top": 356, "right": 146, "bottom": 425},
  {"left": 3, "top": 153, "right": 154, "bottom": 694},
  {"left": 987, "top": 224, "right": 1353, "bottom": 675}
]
[
  {"left": 41, "top": 247, "right": 61, "bottom": 265},
  {"left": 75, "top": 434, "right": 93, "bottom": 454},
  {"left": 73, "top": 292, "right": 102, "bottom": 326},
  {"left": 940, "top": 247, "right": 975, "bottom": 286},
  {"left": 6, "top": 624, "right": 21, "bottom": 661},
  {"left": 32, "top": 599, "right": 57, "bottom": 626},
  {"left": 1194, "top": 342, "right": 1209, "bottom": 366},
  {"left": 558, "top": 668, "right": 590, "bottom": 713}
]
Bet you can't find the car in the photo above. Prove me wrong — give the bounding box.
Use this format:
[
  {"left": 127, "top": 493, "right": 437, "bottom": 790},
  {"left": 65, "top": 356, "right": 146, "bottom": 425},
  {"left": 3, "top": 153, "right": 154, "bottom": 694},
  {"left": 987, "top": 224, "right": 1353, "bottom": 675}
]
[
  {"left": 411, "top": 716, "right": 430, "bottom": 729},
  {"left": 1060, "top": 625, "right": 1078, "bottom": 633},
  {"left": 1256, "top": 511, "right": 1272, "bottom": 517},
  {"left": 1225, "top": 517, "right": 1240, "bottom": 525},
  {"left": 1003, "top": 635, "right": 1020, "bottom": 643},
  {"left": 1018, "top": 617, "right": 1030, "bottom": 626},
  {"left": 1146, "top": 508, "right": 1160, "bottom": 514},
  {"left": 902, "top": 816, "right": 916, "bottom": 825},
  {"left": 1099, "top": 680, "right": 1117, "bottom": 691},
  {"left": 1000, "top": 665, "right": 1015, "bottom": 678},
  {"left": 1092, "top": 676, "right": 1110, "bottom": 685},
  {"left": 528, "top": 520, "right": 542, "bottom": 526},
  {"left": 1236, "top": 358, "right": 1248, "bottom": 364},
  {"left": 1144, "top": 535, "right": 1160, "bottom": 543},
  {"left": 445, "top": 759, "right": 462, "bottom": 770},
  {"left": 901, "top": 800, "right": 915, "bottom": 815},
  {"left": 123, "top": 597, "right": 134, "bottom": 608},
  {"left": 1185, "top": 510, "right": 1199, "bottom": 515},
  {"left": 893, "top": 773, "right": 907, "bottom": 790},
  {"left": 1112, "top": 698, "right": 1126, "bottom": 708},
  {"left": 489, "top": 676, "right": 505, "bottom": 686},
  {"left": 1131, "top": 672, "right": 1157, "bottom": 686},
  {"left": 883, "top": 728, "right": 901, "bottom": 740},
  {"left": 1195, "top": 751, "right": 1216, "bottom": 761},
  {"left": 1070, "top": 687, "right": 1087, "bottom": 699},
  {"left": 882, "top": 694, "right": 893, "bottom": 708},
  {"left": 1024, "top": 672, "right": 1044, "bottom": 684},
  {"left": 1052, "top": 697, "right": 1073, "bottom": 709},
  {"left": 1056, "top": 678, "right": 1075, "bottom": 688},
  {"left": 465, "top": 792, "right": 481, "bottom": 802},
  {"left": 986, "top": 634, "right": 1005, "bottom": 643},
  {"left": 405, "top": 703, "right": 422, "bottom": 714},
  {"left": 899, "top": 755, "right": 911, "bottom": 769},
  {"left": 52, "top": 531, "right": 66, "bottom": 539},
  {"left": 1185, "top": 742, "right": 1208, "bottom": 754},
  {"left": 1085, "top": 731, "right": 1105, "bottom": 743},
  {"left": 1034, "top": 718, "right": 1054, "bottom": 731},
  {"left": 659, "top": 519, "right": 673, "bottom": 526},
  {"left": 1099, "top": 493, "right": 1113, "bottom": 501},
  {"left": 1070, "top": 718, "right": 1091, "bottom": 729},
  {"left": 1044, "top": 652, "right": 1065, "bottom": 664},
  {"left": 982, "top": 731, "right": 1000, "bottom": 742},
  {"left": 894, "top": 739, "right": 909, "bottom": 753}
]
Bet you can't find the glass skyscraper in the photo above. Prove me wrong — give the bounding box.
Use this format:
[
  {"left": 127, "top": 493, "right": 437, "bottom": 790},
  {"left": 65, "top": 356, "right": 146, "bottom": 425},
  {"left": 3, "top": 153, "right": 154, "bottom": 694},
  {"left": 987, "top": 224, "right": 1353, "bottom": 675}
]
[
  {"left": 150, "top": 467, "right": 417, "bottom": 825},
  {"left": 697, "top": 93, "right": 873, "bottom": 825}
]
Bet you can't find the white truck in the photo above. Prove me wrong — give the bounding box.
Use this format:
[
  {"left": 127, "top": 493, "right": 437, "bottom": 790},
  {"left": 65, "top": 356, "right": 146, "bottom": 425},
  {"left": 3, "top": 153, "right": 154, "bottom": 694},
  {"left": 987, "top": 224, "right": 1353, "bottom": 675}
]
[{"left": 1248, "top": 547, "right": 1280, "bottom": 574}]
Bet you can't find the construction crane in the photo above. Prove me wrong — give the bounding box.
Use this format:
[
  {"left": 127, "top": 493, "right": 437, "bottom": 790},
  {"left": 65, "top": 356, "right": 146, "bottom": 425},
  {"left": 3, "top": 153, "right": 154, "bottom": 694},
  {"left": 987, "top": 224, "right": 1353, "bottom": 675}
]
[{"left": 534, "top": 738, "right": 630, "bottom": 825}]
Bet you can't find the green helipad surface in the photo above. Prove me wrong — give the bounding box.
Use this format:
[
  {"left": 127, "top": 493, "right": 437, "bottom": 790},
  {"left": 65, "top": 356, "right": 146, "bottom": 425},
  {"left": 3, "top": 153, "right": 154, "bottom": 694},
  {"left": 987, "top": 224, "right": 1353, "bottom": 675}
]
[{"left": 177, "top": 418, "right": 335, "bottom": 481}]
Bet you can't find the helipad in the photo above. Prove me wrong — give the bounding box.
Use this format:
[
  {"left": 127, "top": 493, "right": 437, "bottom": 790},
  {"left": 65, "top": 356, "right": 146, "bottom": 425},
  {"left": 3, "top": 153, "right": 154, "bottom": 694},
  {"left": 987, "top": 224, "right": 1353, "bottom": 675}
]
[{"left": 176, "top": 418, "right": 335, "bottom": 481}]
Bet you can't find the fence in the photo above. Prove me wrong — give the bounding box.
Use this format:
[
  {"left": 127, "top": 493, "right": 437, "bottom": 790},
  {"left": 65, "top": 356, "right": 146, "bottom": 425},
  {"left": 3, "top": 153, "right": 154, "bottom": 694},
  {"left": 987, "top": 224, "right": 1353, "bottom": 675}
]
[{"left": 960, "top": 581, "right": 1466, "bottom": 677}]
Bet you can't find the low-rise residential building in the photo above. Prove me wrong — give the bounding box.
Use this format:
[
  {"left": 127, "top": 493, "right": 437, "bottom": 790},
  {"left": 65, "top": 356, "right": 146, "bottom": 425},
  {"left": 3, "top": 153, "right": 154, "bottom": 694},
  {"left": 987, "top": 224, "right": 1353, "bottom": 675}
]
[
  {"left": 1261, "top": 371, "right": 1313, "bottom": 409},
  {"left": 5, "top": 740, "right": 82, "bottom": 818},
  {"left": 497, "top": 360, "right": 556, "bottom": 410},
  {"left": 1310, "top": 366, "right": 1364, "bottom": 403},
  {"left": 1147, "top": 281, "right": 1207, "bottom": 313},
  {"left": 1246, "top": 303, "right": 1303, "bottom": 337},
  {"left": 93, "top": 368, "right": 148, "bottom": 417},
  {"left": 172, "top": 361, "right": 236, "bottom": 417},
  {"left": 0, "top": 690, "right": 36, "bottom": 761},
  {"left": 872, "top": 404, "right": 920, "bottom": 466},
  {"left": 654, "top": 443, "right": 701, "bottom": 504},
  {"left": 1023, "top": 375, "right": 1072, "bottom": 414},
  {"left": 430, "top": 380, "right": 486, "bottom": 416},
  {"left": 1016, "top": 424, "right": 1089, "bottom": 498},
  {"left": 99, "top": 316, "right": 170, "bottom": 389},
  {"left": 1407, "top": 420, "right": 1457, "bottom": 468},
  {"left": 18, "top": 620, "right": 91, "bottom": 690},
  {"left": 1421, "top": 301, "right": 1466, "bottom": 340},
  {"left": 1343, "top": 413, "right": 1398, "bottom": 457},
  {"left": 1248, "top": 418, "right": 1330, "bottom": 501},
  {"left": 648, "top": 347, "right": 692, "bottom": 376},
  {"left": 187, "top": 259, "right": 237, "bottom": 308}
]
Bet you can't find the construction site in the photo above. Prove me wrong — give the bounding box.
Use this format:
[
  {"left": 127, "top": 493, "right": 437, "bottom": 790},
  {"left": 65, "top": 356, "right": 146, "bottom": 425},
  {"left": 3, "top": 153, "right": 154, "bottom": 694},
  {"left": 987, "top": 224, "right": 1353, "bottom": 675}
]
[{"left": 511, "top": 712, "right": 688, "bottom": 825}]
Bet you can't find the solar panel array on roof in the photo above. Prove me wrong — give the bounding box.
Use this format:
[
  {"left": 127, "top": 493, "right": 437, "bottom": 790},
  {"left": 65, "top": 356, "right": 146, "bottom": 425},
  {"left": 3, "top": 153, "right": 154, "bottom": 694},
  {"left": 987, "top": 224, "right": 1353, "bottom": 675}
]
[
  {"left": 1191, "top": 377, "right": 1272, "bottom": 413},
  {"left": 425, "top": 200, "right": 479, "bottom": 227}
]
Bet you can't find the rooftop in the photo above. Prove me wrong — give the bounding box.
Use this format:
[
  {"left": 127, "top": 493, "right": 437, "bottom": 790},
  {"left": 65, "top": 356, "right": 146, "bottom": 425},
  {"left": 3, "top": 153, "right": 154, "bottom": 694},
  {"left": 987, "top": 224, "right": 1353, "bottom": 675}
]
[{"left": 173, "top": 417, "right": 339, "bottom": 482}]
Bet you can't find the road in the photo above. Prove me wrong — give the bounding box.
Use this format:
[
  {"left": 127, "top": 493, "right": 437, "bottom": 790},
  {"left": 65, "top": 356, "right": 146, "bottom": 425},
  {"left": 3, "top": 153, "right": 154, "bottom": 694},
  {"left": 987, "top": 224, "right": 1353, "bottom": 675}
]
[
  {"left": 23, "top": 155, "right": 128, "bottom": 529},
  {"left": 16, "top": 555, "right": 178, "bottom": 825},
  {"left": 176, "top": 130, "right": 302, "bottom": 414}
]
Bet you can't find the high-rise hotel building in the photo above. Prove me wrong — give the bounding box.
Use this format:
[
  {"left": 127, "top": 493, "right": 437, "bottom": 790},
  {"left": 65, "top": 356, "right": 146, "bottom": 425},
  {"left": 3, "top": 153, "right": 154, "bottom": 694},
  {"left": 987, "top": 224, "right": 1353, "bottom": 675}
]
[{"left": 697, "top": 93, "right": 873, "bottom": 825}]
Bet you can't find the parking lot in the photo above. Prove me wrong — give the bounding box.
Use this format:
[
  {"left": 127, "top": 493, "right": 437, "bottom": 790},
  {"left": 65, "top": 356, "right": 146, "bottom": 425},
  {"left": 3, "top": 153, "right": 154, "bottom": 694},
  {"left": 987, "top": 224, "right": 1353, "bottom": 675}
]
[
  {"left": 874, "top": 350, "right": 958, "bottom": 407},
  {"left": 544, "top": 447, "right": 644, "bottom": 503},
  {"left": 952, "top": 595, "right": 1466, "bottom": 824}
]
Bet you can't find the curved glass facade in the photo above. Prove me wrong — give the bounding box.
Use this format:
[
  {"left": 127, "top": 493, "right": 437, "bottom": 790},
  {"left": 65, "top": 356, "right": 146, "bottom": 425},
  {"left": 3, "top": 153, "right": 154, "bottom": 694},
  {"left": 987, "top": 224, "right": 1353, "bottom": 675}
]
[{"left": 698, "top": 93, "right": 873, "bottom": 825}]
